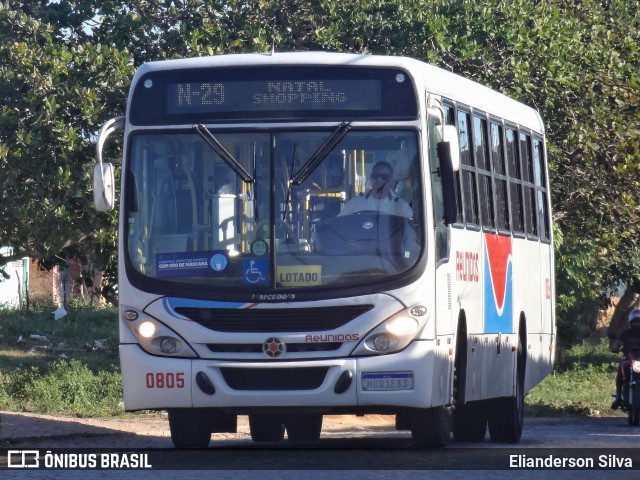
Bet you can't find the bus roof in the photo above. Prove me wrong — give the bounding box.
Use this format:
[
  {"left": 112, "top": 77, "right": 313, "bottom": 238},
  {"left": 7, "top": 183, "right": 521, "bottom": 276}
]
[{"left": 134, "top": 52, "right": 544, "bottom": 133}]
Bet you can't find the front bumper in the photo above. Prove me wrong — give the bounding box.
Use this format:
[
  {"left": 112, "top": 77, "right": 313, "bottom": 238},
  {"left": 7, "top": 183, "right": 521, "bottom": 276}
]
[{"left": 120, "top": 339, "right": 451, "bottom": 412}]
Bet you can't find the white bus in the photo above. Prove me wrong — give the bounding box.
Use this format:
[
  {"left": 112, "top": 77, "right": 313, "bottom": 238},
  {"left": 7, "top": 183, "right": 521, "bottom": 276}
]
[{"left": 94, "top": 52, "right": 555, "bottom": 448}]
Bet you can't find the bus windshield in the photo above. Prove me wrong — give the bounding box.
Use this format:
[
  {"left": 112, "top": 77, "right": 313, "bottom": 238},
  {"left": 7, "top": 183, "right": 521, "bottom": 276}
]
[{"left": 125, "top": 128, "right": 423, "bottom": 292}]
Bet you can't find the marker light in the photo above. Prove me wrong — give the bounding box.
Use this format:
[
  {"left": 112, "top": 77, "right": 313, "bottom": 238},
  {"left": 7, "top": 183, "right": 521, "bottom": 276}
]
[
  {"left": 372, "top": 334, "right": 391, "bottom": 352},
  {"left": 139, "top": 321, "right": 156, "bottom": 338},
  {"left": 160, "top": 337, "right": 178, "bottom": 354}
]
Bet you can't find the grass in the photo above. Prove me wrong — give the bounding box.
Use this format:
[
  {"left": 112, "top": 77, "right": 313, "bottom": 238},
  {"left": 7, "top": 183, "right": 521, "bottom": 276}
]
[
  {"left": 525, "top": 339, "right": 621, "bottom": 417},
  {"left": 0, "top": 305, "right": 119, "bottom": 372},
  {"left": 0, "top": 305, "right": 122, "bottom": 416},
  {"left": 0, "top": 306, "right": 624, "bottom": 418},
  {"left": 0, "top": 359, "right": 122, "bottom": 416}
]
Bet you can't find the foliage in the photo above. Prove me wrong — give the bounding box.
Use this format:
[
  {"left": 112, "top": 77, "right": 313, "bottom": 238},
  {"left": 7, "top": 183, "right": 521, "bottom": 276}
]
[
  {"left": 553, "top": 227, "right": 604, "bottom": 345},
  {"left": 0, "top": 306, "right": 120, "bottom": 415},
  {"left": 0, "top": 305, "right": 119, "bottom": 372},
  {"left": 526, "top": 339, "right": 620, "bottom": 416},
  {"left": 0, "top": 359, "right": 122, "bottom": 416},
  {"left": 0, "top": 1, "right": 639, "bottom": 341},
  {"left": 0, "top": 2, "right": 132, "bottom": 295}
]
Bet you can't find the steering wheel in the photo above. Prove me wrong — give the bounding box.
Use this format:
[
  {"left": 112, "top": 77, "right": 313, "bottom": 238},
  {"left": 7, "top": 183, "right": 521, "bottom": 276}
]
[
  {"left": 252, "top": 219, "right": 298, "bottom": 244},
  {"left": 348, "top": 210, "right": 398, "bottom": 220}
]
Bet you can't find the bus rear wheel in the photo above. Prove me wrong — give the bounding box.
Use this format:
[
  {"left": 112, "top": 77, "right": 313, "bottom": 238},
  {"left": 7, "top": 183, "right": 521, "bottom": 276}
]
[
  {"left": 453, "top": 401, "right": 487, "bottom": 442},
  {"left": 249, "top": 414, "right": 285, "bottom": 442},
  {"left": 488, "top": 353, "right": 525, "bottom": 442},
  {"left": 168, "top": 408, "right": 212, "bottom": 448},
  {"left": 488, "top": 322, "right": 526, "bottom": 443},
  {"left": 410, "top": 406, "right": 452, "bottom": 447}
]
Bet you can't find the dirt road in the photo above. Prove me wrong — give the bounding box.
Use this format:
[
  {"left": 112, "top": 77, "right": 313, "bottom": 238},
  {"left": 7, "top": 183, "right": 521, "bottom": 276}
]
[
  {"left": 2, "top": 411, "right": 640, "bottom": 477},
  {"left": 2, "top": 410, "right": 640, "bottom": 449},
  {"left": 0, "top": 411, "right": 401, "bottom": 448}
]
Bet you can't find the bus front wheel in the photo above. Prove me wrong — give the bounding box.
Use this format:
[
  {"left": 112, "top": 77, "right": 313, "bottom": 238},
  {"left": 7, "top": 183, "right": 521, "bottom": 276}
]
[
  {"left": 283, "top": 414, "right": 323, "bottom": 442},
  {"left": 168, "top": 408, "right": 212, "bottom": 448},
  {"left": 249, "top": 414, "right": 286, "bottom": 442},
  {"left": 410, "top": 406, "right": 452, "bottom": 447}
]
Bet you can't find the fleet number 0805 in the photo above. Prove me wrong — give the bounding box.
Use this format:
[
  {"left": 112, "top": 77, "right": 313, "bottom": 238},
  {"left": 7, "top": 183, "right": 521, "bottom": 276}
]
[{"left": 145, "top": 372, "right": 185, "bottom": 389}]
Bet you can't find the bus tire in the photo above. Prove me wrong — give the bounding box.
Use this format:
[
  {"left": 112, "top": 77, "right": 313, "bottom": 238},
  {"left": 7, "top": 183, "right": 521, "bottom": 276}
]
[
  {"left": 168, "top": 408, "right": 212, "bottom": 448},
  {"left": 249, "top": 414, "right": 285, "bottom": 442},
  {"left": 284, "top": 414, "right": 323, "bottom": 442},
  {"left": 453, "top": 401, "right": 487, "bottom": 442},
  {"left": 488, "top": 332, "right": 525, "bottom": 443},
  {"left": 410, "top": 406, "right": 451, "bottom": 447}
]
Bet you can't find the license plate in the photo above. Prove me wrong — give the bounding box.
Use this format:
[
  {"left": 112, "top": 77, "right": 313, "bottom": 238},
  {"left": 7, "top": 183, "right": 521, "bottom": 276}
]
[{"left": 362, "top": 372, "right": 414, "bottom": 391}]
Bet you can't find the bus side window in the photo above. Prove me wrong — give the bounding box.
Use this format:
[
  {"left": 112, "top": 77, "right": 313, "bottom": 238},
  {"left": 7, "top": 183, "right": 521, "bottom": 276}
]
[
  {"left": 444, "top": 105, "right": 463, "bottom": 224},
  {"left": 490, "top": 122, "right": 510, "bottom": 232},
  {"left": 520, "top": 133, "right": 537, "bottom": 237},
  {"left": 428, "top": 116, "right": 449, "bottom": 263},
  {"left": 474, "top": 115, "right": 494, "bottom": 230},
  {"left": 458, "top": 110, "right": 479, "bottom": 227},
  {"left": 506, "top": 128, "right": 524, "bottom": 234},
  {"left": 533, "top": 139, "right": 551, "bottom": 241}
]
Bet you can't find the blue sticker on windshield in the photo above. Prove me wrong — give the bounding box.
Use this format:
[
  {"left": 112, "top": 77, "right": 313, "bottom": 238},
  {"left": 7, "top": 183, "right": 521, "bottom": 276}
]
[
  {"left": 243, "top": 258, "right": 269, "bottom": 285},
  {"left": 157, "top": 251, "right": 230, "bottom": 278},
  {"left": 209, "top": 253, "right": 228, "bottom": 272}
]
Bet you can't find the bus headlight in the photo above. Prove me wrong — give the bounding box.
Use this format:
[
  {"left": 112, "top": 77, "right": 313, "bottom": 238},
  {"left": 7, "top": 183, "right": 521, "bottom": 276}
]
[
  {"left": 123, "top": 311, "right": 197, "bottom": 358},
  {"left": 352, "top": 306, "right": 428, "bottom": 356},
  {"left": 386, "top": 316, "right": 419, "bottom": 336},
  {"left": 139, "top": 321, "right": 156, "bottom": 338}
]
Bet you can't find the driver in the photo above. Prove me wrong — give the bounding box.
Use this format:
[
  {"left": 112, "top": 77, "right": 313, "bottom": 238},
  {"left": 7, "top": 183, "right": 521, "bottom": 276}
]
[
  {"left": 338, "top": 161, "right": 413, "bottom": 218},
  {"left": 610, "top": 309, "right": 640, "bottom": 410}
]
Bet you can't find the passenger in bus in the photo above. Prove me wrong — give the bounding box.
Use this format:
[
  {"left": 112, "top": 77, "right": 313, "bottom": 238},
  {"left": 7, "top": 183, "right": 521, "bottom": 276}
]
[{"left": 338, "top": 161, "right": 413, "bottom": 218}]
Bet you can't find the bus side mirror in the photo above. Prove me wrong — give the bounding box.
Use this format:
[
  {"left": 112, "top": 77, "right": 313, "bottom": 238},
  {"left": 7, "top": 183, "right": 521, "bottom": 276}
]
[
  {"left": 93, "top": 116, "right": 123, "bottom": 212},
  {"left": 438, "top": 125, "right": 460, "bottom": 172},
  {"left": 437, "top": 141, "right": 458, "bottom": 226},
  {"left": 94, "top": 163, "right": 115, "bottom": 211}
]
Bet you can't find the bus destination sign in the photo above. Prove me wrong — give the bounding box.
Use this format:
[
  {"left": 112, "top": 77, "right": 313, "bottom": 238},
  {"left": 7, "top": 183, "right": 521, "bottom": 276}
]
[{"left": 167, "top": 79, "right": 382, "bottom": 114}]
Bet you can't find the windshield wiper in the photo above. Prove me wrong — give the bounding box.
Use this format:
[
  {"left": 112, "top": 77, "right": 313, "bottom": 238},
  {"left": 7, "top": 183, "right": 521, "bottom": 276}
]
[
  {"left": 194, "top": 124, "right": 254, "bottom": 184},
  {"left": 291, "top": 122, "right": 351, "bottom": 186}
]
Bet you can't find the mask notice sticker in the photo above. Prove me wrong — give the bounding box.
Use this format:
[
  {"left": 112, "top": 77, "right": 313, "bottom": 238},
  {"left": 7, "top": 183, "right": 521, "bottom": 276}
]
[{"left": 156, "top": 251, "right": 230, "bottom": 278}]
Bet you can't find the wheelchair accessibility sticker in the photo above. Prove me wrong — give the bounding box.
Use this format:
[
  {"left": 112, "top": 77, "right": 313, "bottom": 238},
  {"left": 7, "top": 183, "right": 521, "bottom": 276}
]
[{"left": 243, "top": 259, "right": 269, "bottom": 285}]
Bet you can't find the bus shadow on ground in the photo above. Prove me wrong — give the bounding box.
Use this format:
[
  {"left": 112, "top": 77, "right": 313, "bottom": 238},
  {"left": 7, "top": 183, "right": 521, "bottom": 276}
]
[{"left": 0, "top": 411, "right": 173, "bottom": 448}]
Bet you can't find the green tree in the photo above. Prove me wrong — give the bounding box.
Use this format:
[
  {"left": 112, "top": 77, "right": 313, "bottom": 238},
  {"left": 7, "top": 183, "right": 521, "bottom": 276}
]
[
  {"left": 431, "top": 0, "right": 640, "bottom": 342},
  {"left": 1, "top": 0, "right": 639, "bottom": 338},
  {"left": 0, "top": 3, "right": 133, "bottom": 298}
]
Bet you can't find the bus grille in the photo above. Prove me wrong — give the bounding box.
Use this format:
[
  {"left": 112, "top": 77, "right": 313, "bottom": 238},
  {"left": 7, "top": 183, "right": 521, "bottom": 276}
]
[
  {"left": 219, "top": 367, "right": 329, "bottom": 390},
  {"left": 207, "top": 342, "right": 342, "bottom": 353},
  {"left": 174, "top": 305, "right": 373, "bottom": 332}
]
